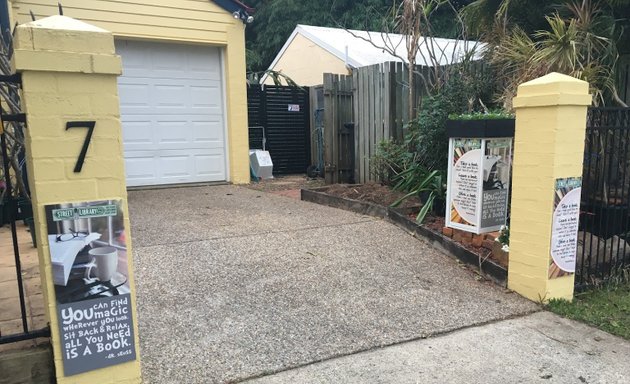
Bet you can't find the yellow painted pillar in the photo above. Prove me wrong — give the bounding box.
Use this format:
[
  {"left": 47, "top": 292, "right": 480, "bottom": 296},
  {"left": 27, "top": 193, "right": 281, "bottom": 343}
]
[
  {"left": 12, "top": 16, "right": 141, "bottom": 383},
  {"left": 225, "top": 22, "right": 250, "bottom": 184},
  {"left": 507, "top": 73, "right": 591, "bottom": 302}
]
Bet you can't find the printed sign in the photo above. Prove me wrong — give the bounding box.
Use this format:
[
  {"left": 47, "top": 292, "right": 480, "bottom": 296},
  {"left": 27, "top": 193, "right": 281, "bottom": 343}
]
[
  {"left": 480, "top": 138, "right": 511, "bottom": 231},
  {"left": 52, "top": 205, "right": 117, "bottom": 221},
  {"left": 549, "top": 178, "right": 582, "bottom": 279},
  {"left": 45, "top": 200, "right": 136, "bottom": 376},
  {"left": 288, "top": 104, "right": 300, "bottom": 112},
  {"left": 447, "top": 137, "right": 512, "bottom": 234},
  {"left": 448, "top": 138, "right": 482, "bottom": 230}
]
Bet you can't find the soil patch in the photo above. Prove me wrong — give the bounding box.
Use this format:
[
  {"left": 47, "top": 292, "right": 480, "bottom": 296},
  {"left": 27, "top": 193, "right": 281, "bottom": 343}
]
[
  {"left": 246, "top": 175, "right": 325, "bottom": 193},
  {"left": 321, "top": 183, "right": 421, "bottom": 209}
]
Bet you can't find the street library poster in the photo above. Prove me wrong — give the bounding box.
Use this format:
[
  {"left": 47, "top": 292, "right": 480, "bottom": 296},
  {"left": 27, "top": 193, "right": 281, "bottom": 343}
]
[
  {"left": 549, "top": 178, "right": 582, "bottom": 279},
  {"left": 45, "top": 199, "right": 136, "bottom": 376}
]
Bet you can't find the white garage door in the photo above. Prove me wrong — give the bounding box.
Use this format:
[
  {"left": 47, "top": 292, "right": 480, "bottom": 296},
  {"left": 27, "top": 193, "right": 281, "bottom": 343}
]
[{"left": 116, "top": 40, "right": 227, "bottom": 187}]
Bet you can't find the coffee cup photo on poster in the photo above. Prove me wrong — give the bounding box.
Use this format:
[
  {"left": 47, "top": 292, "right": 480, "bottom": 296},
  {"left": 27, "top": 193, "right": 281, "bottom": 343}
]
[{"left": 45, "top": 200, "right": 130, "bottom": 305}]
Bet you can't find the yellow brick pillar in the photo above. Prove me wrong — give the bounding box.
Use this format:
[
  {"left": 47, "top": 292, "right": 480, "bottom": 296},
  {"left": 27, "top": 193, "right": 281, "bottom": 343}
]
[
  {"left": 12, "top": 16, "right": 141, "bottom": 383},
  {"left": 507, "top": 73, "right": 591, "bottom": 302}
]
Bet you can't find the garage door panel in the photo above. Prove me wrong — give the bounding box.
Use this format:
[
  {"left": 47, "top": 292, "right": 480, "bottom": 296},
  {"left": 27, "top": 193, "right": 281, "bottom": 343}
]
[
  {"left": 119, "top": 79, "right": 222, "bottom": 115},
  {"left": 118, "top": 41, "right": 221, "bottom": 81},
  {"left": 195, "top": 154, "right": 226, "bottom": 178},
  {"left": 125, "top": 149, "right": 226, "bottom": 187},
  {"left": 122, "top": 116, "right": 223, "bottom": 151},
  {"left": 154, "top": 84, "right": 188, "bottom": 107},
  {"left": 121, "top": 120, "right": 154, "bottom": 150},
  {"left": 125, "top": 156, "right": 158, "bottom": 186},
  {"left": 190, "top": 84, "right": 222, "bottom": 110},
  {"left": 116, "top": 39, "right": 227, "bottom": 186},
  {"left": 118, "top": 83, "right": 151, "bottom": 107},
  {"left": 157, "top": 121, "right": 190, "bottom": 144},
  {"left": 192, "top": 120, "right": 224, "bottom": 144}
]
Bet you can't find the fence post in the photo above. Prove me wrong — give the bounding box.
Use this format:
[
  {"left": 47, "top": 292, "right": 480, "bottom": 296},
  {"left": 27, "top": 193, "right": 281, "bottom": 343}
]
[
  {"left": 13, "top": 16, "right": 142, "bottom": 382},
  {"left": 508, "top": 72, "right": 592, "bottom": 302}
]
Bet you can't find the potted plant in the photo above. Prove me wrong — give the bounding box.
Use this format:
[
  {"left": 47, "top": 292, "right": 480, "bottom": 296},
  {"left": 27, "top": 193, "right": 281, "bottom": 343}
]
[{"left": 491, "top": 225, "right": 510, "bottom": 265}]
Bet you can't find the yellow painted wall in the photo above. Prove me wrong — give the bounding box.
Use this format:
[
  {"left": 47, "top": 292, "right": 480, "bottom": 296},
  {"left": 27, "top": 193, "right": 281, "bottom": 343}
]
[
  {"left": 9, "top": 0, "right": 250, "bottom": 184},
  {"left": 13, "top": 16, "right": 141, "bottom": 383},
  {"left": 266, "top": 33, "right": 350, "bottom": 86}
]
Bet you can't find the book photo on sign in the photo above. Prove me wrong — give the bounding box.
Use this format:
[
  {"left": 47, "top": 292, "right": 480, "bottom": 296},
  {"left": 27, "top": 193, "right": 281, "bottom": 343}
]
[
  {"left": 45, "top": 200, "right": 130, "bottom": 305},
  {"left": 483, "top": 139, "right": 511, "bottom": 191}
]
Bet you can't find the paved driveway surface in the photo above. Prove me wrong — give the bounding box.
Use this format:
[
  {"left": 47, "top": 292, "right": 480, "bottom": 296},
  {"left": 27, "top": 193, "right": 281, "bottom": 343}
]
[{"left": 128, "top": 185, "right": 538, "bottom": 383}]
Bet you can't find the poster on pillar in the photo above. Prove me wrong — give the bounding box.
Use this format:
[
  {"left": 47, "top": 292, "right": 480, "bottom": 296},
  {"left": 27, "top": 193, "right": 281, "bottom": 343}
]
[
  {"left": 549, "top": 178, "right": 582, "bottom": 279},
  {"left": 45, "top": 200, "right": 136, "bottom": 376}
]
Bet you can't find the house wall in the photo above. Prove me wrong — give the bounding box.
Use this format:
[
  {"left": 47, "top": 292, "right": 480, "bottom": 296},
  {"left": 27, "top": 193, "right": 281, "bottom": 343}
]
[
  {"left": 8, "top": 0, "right": 251, "bottom": 184},
  {"left": 266, "top": 33, "right": 349, "bottom": 86}
]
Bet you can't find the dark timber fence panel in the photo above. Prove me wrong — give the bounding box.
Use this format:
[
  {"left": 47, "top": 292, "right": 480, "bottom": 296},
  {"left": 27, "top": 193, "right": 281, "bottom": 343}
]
[
  {"left": 323, "top": 74, "right": 354, "bottom": 184},
  {"left": 247, "top": 85, "right": 311, "bottom": 175},
  {"left": 577, "top": 107, "right": 630, "bottom": 288}
]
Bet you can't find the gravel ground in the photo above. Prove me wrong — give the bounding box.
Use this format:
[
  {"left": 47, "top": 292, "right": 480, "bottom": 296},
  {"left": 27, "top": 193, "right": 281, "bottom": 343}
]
[{"left": 128, "top": 185, "right": 538, "bottom": 383}]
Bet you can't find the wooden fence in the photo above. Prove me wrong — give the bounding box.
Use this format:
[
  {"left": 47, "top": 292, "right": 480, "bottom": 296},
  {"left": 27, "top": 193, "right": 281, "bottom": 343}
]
[
  {"left": 319, "top": 58, "right": 629, "bottom": 185},
  {"left": 353, "top": 62, "right": 433, "bottom": 183},
  {"left": 320, "top": 62, "right": 431, "bottom": 184},
  {"left": 323, "top": 74, "right": 354, "bottom": 184}
]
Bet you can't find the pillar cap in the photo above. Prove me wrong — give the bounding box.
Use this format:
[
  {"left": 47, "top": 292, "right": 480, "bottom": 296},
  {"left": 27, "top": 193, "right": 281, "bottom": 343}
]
[
  {"left": 514, "top": 72, "right": 592, "bottom": 109},
  {"left": 20, "top": 15, "right": 110, "bottom": 33},
  {"left": 12, "top": 15, "right": 121, "bottom": 75}
]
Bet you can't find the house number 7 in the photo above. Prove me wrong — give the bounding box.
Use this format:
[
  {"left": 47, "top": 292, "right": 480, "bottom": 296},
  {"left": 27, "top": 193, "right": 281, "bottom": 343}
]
[{"left": 66, "top": 121, "right": 96, "bottom": 173}]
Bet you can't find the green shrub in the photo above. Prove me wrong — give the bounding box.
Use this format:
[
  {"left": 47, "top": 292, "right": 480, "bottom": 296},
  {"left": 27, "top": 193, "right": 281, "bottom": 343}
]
[
  {"left": 370, "top": 139, "right": 413, "bottom": 185},
  {"left": 370, "top": 65, "right": 498, "bottom": 222},
  {"left": 408, "top": 67, "right": 496, "bottom": 171}
]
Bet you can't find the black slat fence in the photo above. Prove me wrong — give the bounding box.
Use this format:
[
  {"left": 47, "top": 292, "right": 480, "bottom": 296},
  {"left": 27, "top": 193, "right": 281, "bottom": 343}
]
[{"left": 247, "top": 85, "right": 311, "bottom": 175}]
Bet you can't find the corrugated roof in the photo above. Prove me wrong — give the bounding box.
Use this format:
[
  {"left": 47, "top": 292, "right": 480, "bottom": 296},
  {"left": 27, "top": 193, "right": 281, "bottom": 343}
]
[{"left": 268, "top": 24, "right": 484, "bottom": 71}]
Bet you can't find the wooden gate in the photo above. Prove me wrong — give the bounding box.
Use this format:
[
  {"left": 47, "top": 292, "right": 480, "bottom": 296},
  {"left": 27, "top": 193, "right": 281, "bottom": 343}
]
[{"left": 323, "top": 74, "right": 354, "bottom": 184}]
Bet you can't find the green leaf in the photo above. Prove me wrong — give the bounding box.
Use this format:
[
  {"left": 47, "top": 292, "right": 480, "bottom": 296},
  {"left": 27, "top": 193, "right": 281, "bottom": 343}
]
[{"left": 416, "top": 193, "right": 435, "bottom": 223}]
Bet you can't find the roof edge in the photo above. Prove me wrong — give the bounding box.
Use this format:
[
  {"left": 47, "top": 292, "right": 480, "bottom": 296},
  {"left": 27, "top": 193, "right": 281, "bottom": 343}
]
[{"left": 212, "top": 0, "right": 255, "bottom": 16}]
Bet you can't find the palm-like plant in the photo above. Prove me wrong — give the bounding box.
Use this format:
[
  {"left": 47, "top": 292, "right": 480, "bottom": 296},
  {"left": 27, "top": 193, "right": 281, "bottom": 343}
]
[{"left": 488, "top": 0, "right": 627, "bottom": 108}]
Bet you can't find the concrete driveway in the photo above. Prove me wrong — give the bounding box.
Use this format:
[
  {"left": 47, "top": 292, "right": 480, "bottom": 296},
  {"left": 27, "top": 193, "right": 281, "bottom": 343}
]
[{"left": 128, "top": 185, "right": 538, "bottom": 383}]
